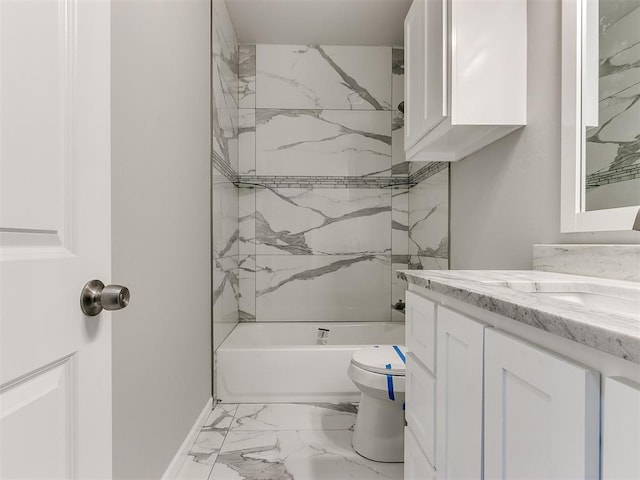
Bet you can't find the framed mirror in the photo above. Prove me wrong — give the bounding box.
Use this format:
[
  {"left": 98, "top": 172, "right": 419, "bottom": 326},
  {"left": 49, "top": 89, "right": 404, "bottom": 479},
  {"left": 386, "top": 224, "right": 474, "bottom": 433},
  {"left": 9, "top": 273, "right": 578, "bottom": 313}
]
[{"left": 561, "top": 0, "right": 640, "bottom": 232}]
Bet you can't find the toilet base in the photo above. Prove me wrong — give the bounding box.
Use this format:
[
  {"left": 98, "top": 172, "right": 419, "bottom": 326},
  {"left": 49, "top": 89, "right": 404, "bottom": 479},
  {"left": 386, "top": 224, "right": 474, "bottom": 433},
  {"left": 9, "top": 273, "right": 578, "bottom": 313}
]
[{"left": 352, "top": 392, "right": 405, "bottom": 463}]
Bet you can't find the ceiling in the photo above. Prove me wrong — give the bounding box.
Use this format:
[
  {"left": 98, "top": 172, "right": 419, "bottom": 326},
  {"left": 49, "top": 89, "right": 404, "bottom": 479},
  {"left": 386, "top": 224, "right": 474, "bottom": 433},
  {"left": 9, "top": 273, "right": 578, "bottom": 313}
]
[{"left": 225, "top": 0, "right": 412, "bottom": 47}]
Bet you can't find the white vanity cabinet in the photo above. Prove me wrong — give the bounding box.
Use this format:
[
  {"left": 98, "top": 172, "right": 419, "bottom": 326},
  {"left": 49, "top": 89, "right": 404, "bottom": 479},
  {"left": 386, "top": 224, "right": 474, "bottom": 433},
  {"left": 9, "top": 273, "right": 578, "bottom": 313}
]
[
  {"left": 403, "top": 287, "right": 626, "bottom": 480},
  {"left": 434, "top": 307, "right": 486, "bottom": 479},
  {"left": 602, "top": 377, "right": 640, "bottom": 479},
  {"left": 403, "top": 0, "right": 527, "bottom": 162},
  {"left": 484, "top": 329, "right": 600, "bottom": 479}
]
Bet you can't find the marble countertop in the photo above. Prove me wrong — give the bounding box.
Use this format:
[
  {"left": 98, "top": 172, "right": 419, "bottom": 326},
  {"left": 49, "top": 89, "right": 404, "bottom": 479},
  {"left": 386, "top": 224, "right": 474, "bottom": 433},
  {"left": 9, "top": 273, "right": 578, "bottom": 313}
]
[{"left": 398, "top": 270, "right": 640, "bottom": 364}]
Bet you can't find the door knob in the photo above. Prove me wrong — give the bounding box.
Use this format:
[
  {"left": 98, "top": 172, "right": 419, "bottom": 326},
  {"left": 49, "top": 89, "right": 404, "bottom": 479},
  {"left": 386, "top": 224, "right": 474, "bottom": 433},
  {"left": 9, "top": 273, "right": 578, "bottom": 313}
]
[{"left": 80, "top": 280, "right": 130, "bottom": 316}]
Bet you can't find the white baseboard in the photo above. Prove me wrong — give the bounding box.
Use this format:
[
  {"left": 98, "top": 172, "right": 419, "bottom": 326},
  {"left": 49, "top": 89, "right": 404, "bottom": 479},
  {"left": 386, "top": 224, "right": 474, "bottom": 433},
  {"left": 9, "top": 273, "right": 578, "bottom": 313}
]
[{"left": 161, "top": 396, "right": 213, "bottom": 479}]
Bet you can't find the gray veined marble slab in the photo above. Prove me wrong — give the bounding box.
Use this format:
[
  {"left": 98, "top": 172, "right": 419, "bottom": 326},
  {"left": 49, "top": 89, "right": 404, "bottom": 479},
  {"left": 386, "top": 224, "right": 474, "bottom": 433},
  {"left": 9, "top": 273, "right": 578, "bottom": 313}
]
[
  {"left": 391, "top": 48, "right": 407, "bottom": 176},
  {"left": 238, "top": 109, "right": 256, "bottom": 175},
  {"left": 398, "top": 269, "right": 640, "bottom": 363},
  {"left": 210, "top": 430, "right": 403, "bottom": 480},
  {"left": 239, "top": 188, "right": 256, "bottom": 255},
  {"left": 254, "top": 187, "right": 391, "bottom": 255},
  {"left": 212, "top": 256, "right": 240, "bottom": 324},
  {"left": 533, "top": 244, "right": 640, "bottom": 282},
  {"left": 230, "top": 403, "right": 357, "bottom": 431},
  {"left": 255, "top": 109, "right": 392, "bottom": 177},
  {"left": 239, "top": 44, "right": 256, "bottom": 109},
  {"left": 256, "top": 45, "right": 392, "bottom": 110},
  {"left": 212, "top": 64, "right": 239, "bottom": 172},
  {"left": 212, "top": 0, "right": 238, "bottom": 106},
  {"left": 255, "top": 254, "right": 391, "bottom": 321},
  {"left": 392, "top": 188, "right": 409, "bottom": 256},
  {"left": 212, "top": 176, "right": 239, "bottom": 258},
  {"left": 238, "top": 255, "right": 256, "bottom": 321},
  {"left": 176, "top": 404, "right": 239, "bottom": 479},
  {"left": 408, "top": 168, "right": 448, "bottom": 258}
]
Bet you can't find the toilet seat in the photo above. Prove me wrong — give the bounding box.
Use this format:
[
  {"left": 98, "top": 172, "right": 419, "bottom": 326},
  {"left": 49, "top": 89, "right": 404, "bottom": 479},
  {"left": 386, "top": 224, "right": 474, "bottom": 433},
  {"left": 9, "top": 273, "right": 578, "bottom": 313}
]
[{"left": 351, "top": 345, "right": 406, "bottom": 376}]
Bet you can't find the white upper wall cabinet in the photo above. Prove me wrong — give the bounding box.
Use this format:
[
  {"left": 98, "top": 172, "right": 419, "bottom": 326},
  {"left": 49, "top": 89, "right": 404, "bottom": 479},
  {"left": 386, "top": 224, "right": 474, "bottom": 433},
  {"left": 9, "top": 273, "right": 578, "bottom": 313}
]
[{"left": 404, "top": 0, "right": 527, "bottom": 162}]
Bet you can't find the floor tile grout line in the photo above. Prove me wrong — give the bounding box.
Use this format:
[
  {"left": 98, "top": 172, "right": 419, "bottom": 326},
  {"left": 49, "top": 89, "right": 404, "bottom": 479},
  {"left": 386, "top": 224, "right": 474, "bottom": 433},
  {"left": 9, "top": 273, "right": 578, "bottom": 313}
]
[{"left": 207, "top": 403, "right": 241, "bottom": 479}]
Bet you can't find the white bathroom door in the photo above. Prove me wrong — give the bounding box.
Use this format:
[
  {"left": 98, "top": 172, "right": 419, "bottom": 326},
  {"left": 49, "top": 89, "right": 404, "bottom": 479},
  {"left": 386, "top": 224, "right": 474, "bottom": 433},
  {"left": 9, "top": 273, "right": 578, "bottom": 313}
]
[{"left": 0, "top": 0, "right": 112, "bottom": 478}]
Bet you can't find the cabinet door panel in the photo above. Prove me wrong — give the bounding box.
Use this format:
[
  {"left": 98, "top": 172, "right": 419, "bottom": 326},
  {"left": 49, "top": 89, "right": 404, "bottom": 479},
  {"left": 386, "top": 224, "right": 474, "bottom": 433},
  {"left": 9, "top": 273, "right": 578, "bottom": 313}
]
[
  {"left": 406, "top": 352, "right": 437, "bottom": 466},
  {"left": 436, "top": 307, "right": 486, "bottom": 479},
  {"left": 422, "top": 0, "right": 447, "bottom": 129},
  {"left": 404, "top": 0, "right": 424, "bottom": 149},
  {"left": 404, "top": 0, "right": 446, "bottom": 151},
  {"left": 602, "top": 377, "right": 640, "bottom": 479},
  {"left": 405, "top": 291, "right": 436, "bottom": 374},
  {"left": 484, "top": 329, "right": 600, "bottom": 479},
  {"left": 405, "top": 427, "right": 437, "bottom": 480}
]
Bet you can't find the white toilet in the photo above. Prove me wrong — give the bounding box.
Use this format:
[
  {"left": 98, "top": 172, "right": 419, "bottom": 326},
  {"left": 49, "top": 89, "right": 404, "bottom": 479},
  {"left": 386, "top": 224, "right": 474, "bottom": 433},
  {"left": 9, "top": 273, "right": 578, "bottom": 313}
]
[{"left": 347, "top": 344, "right": 407, "bottom": 463}]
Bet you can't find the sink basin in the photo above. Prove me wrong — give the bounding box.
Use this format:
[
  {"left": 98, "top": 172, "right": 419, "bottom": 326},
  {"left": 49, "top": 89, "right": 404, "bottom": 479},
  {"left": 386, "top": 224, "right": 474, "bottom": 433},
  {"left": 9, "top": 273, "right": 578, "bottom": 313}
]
[
  {"left": 532, "top": 292, "right": 640, "bottom": 318},
  {"left": 501, "top": 281, "right": 640, "bottom": 319}
]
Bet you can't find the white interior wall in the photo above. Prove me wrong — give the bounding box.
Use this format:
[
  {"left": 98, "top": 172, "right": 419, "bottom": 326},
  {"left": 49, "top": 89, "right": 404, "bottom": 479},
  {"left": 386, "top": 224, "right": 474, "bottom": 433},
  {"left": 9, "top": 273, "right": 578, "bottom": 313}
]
[
  {"left": 450, "top": 0, "right": 640, "bottom": 270},
  {"left": 111, "top": 0, "right": 212, "bottom": 477}
]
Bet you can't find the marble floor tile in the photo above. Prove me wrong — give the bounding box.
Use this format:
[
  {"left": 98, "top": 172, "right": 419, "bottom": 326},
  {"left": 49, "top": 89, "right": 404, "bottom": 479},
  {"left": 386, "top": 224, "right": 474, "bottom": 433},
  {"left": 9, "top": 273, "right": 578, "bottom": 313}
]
[
  {"left": 230, "top": 403, "right": 357, "bottom": 431},
  {"left": 211, "top": 429, "right": 403, "bottom": 480},
  {"left": 176, "top": 404, "right": 238, "bottom": 479}
]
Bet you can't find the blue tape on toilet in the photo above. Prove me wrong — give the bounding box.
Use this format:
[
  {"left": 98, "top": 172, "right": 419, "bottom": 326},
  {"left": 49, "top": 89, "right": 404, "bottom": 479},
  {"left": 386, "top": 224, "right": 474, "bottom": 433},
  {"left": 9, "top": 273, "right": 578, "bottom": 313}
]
[
  {"left": 393, "top": 345, "right": 406, "bottom": 364},
  {"left": 386, "top": 364, "right": 395, "bottom": 401}
]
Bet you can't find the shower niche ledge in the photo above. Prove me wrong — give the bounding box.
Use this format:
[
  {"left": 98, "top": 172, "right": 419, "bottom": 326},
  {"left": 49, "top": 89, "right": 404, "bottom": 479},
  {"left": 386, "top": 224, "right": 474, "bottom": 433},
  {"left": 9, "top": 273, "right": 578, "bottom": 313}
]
[{"left": 404, "top": 0, "right": 527, "bottom": 162}]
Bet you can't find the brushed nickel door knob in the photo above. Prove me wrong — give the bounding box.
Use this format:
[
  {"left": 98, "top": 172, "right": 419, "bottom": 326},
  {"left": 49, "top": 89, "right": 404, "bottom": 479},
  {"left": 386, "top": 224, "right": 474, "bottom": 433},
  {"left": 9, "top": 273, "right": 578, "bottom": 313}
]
[{"left": 80, "top": 280, "right": 130, "bottom": 316}]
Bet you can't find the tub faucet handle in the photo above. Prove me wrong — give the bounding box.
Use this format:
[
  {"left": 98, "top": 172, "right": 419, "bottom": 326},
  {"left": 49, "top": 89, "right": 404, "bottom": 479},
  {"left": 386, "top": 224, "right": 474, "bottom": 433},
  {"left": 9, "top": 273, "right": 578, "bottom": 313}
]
[{"left": 393, "top": 299, "right": 405, "bottom": 312}]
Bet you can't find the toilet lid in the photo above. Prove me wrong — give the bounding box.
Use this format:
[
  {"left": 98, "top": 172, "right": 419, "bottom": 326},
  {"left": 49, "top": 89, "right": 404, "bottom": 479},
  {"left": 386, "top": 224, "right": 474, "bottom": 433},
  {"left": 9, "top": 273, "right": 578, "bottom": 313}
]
[{"left": 351, "top": 345, "right": 407, "bottom": 376}]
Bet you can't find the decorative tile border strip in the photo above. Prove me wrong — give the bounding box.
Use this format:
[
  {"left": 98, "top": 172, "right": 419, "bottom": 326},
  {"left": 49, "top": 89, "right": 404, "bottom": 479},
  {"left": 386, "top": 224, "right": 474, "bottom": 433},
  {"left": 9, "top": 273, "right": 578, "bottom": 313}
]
[
  {"left": 586, "top": 163, "right": 640, "bottom": 189},
  {"left": 236, "top": 175, "right": 410, "bottom": 189},
  {"left": 212, "top": 152, "right": 448, "bottom": 189},
  {"left": 410, "top": 161, "right": 449, "bottom": 185}
]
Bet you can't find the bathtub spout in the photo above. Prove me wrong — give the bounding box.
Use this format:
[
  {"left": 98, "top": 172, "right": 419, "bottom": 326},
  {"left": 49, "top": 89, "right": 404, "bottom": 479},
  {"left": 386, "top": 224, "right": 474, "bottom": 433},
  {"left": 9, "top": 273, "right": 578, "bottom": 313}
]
[{"left": 392, "top": 299, "right": 405, "bottom": 313}]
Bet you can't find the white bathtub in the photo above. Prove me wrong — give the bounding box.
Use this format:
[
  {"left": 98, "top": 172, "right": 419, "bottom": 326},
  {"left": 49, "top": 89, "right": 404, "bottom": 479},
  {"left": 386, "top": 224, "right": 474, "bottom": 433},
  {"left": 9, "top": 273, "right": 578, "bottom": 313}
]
[{"left": 216, "top": 322, "right": 405, "bottom": 403}]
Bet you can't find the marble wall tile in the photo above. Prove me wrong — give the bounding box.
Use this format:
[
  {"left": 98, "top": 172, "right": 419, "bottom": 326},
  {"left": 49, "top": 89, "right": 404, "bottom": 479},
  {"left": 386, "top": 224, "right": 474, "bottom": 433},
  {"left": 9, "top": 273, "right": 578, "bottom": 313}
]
[
  {"left": 238, "top": 45, "right": 256, "bottom": 108},
  {"left": 409, "top": 167, "right": 449, "bottom": 258},
  {"left": 211, "top": 0, "right": 239, "bottom": 172},
  {"left": 533, "top": 244, "right": 640, "bottom": 282},
  {"left": 213, "top": 255, "right": 240, "bottom": 327},
  {"left": 409, "top": 255, "right": 449, "bottom": 270},
  {"left": 256, "top": 45, "right": 392, "bottom": 110},
  {"left": 255, "top": 254, "right": 391, "bottom": 321},
  {"left": 238, "top": 255, "right": 256, "bottom": 321},
  {"left": 212, "top": 72, "right": 238, "bottom": 172},
  {"left": 238, "top": 109, "right": 255, "bottom": 175},
  {"left": 213, "top": 0, "right": 238, "bottom": 106},
  {"left": 391, "top": 257, "right": 409, "bottom": 322},
  {"left": 212, "top": 175, "right": 239, "bottom": 259},
  {"left": 391, "top": 48, "right": 407, "bottom": 176},
  {"left": 254, "top": 187, "right": 391, "bottom": 255},
  {"left": 255, "top": 109, "right": 392, "bottom": 176},
  {"left": 391, "top": 188, "right": 409, "bottom": 255},
  {"left": 238, "top": 188, "right": 255, "bottom": 254}
]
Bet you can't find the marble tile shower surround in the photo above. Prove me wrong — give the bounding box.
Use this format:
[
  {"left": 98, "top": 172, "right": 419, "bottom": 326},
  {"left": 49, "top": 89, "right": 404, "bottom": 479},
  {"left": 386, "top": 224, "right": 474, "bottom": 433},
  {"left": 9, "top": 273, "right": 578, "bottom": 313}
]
[
  {"left": 213, "top": 43, "right": 449, "bottom": 323},
  {"left": 176, "top": 403, "right": 403, "bottom": 480},
  {"left": 585, "top": 5, "right": 640, "bottom": 205},
  {"left": 211, "top": 0, "right": 240, "bottom": 351},
  {"left": 211, "top": 0, "right": 239, "bottom": 175}
]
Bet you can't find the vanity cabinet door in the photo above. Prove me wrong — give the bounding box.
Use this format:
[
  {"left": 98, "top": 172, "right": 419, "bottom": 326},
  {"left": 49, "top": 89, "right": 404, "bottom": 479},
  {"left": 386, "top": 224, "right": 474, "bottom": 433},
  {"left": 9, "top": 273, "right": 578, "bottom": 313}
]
[
  {"left": 602, "top": 377, "right": 640, "bottom": 479},
  {"left": 435, "top": 307, "right": 487, "bottom": 479},
  {"left": 484, "top": 329, "right": 600, "bottom": 480},
  {"left": 405, "top": 427, "right": 437, "bottom": 480},
  {"left": 405, "top": 291, "right": 437, "bottom": 374}
]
